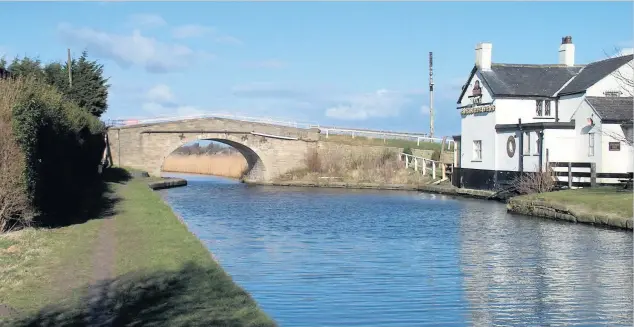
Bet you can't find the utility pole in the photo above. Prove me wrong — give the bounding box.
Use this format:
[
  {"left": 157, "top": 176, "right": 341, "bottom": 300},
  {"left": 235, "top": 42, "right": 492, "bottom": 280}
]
[
  {"left": 429, "top": 51, "right": 434, "bottom": 138},
  {"left": 67, "top": 48, "right": 72, "bottom": 88}
]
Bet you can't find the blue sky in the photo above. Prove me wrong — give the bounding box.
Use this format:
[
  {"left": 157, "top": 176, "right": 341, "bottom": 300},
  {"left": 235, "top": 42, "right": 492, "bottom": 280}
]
[{"left": 0, "top": 1, "right": 632, "bottom": 136}]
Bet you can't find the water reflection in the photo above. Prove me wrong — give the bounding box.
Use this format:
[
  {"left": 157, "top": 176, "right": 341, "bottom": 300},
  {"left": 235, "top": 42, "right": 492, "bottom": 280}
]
[
  {"left": 160, "top": 175, "right": 633, "bottom": 327},
  {"left": 459, "top": 200, "right": 633, "bottom": 326}
]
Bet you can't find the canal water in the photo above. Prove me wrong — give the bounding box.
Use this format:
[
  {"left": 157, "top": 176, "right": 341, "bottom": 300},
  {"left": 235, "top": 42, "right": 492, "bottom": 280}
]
[{"left": 160, "top": 174, "right": 633, "bottom": 327}]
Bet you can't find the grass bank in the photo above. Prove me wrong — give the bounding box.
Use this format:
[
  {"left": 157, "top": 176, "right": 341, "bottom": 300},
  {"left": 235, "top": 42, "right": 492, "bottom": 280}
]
[
  {"left": 0, "top": 168, "right": 275, "bottom": 326},
  {"left": 508, "top": 187, "right": 633, "bottom": 229}
]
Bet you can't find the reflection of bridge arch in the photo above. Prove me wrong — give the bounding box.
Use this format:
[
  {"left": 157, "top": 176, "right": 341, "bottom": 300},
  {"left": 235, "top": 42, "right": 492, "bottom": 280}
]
[
  {"left": 161, "top": 135, "right": 267, "bottom": 181},
  {"left": 106, "top": 117, "right": 320, "bottom": 182}
]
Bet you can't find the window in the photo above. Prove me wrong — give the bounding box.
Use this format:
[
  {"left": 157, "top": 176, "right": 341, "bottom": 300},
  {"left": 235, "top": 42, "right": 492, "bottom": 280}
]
[
  {"left": 473, "top": 140, "right": 482, "bottom": 161},
  {"left": 604, "top": 90, "right": 622, "bottom": 97},
  {"left": 524, "top": 132, "right": 531, "bottom": 154},
  {"left": 536, "top": 100, "right": 543, "bottom": 116},
  {"left": 544, "top": 100, "right": 551, "bottom": 116},
  {"left": 588, "top": 133, "right": 595, "bottom": 157}
]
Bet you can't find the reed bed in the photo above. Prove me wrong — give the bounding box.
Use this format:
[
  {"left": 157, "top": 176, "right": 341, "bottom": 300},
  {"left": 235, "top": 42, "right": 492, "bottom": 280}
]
[{"left": 162, "top": 154, "right": 248, "bottom": 179}]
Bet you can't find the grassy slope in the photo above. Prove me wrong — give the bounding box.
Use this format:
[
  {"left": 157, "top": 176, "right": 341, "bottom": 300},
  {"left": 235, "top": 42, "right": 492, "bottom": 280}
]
[
  {"left": 0, "top": 171, "right": 275, "bottom": 326},
  {"left": 516, "top": 187, "right": 633, "bottom": 218}
]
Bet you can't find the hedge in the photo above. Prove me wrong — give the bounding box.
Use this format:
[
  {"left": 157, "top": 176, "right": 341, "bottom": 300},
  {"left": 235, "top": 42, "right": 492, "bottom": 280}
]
[{"left": 2, "top": 77, "right": 105, "bottom": 227}]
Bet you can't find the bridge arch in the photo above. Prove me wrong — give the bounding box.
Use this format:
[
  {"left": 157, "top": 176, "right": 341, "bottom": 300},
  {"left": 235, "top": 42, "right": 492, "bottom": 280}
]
[{"left": 160, "top": 135, "right": 267, "bottom": 181}]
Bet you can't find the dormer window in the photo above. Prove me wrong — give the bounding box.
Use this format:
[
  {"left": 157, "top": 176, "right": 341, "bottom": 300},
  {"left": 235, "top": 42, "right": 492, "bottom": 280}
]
[{"left": 604, "top": 90, "right": 622, "bottom": 97}]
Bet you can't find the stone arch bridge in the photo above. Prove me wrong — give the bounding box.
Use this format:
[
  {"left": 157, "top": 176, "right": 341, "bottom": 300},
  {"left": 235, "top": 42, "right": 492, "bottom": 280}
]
[{"left": 106, "top": 117, "right": 320, "bottom": 182}]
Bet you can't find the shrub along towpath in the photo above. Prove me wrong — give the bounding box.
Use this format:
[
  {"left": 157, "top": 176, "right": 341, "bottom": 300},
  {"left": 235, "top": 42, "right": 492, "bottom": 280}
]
[
  {"left": 507, "top": 187, "right": 633, "bottom": 230},
  {"left": 0, "top": 168, "right": 275, "bottom": 327}
]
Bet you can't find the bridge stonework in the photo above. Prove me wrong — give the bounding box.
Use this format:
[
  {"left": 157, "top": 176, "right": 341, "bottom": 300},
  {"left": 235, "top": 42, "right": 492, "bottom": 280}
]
[{"left": 106, "top": 118, "right": 320, "bottom": 182}]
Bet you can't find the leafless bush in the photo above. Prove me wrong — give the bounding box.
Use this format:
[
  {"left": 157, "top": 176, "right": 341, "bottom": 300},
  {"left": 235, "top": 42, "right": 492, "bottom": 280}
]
[
  {"left": 304, "top": 149, "right": 322, "bottom": 173},
  {"left": 0, "top": 79, "right": 32, "bottom": 232},
  {"left": 513, "top": 167, "right": 556, "bottom": 195}
]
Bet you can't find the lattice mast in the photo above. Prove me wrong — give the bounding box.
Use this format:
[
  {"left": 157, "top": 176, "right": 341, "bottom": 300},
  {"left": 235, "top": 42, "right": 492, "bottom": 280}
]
[{"left": 429, "top": 52, "right": 434, "bottom": 138}]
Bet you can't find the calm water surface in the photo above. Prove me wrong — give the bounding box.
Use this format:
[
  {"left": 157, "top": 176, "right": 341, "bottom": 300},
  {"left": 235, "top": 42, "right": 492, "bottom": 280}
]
[{"left": 160, "top": 173, "right": 633, "bottom": 327}]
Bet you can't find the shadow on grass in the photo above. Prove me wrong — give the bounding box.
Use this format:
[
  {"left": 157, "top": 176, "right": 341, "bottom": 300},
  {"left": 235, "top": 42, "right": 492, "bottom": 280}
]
[
  {"left": 5, "top": 262, "right": 276, "bottom": 327},
  {"left": 37, "top": 168, "right": 132, "bottom": 229}
]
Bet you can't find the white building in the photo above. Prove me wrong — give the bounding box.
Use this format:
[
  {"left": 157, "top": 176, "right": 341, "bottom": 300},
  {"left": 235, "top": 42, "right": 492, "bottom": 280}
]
[{"left": 453, "top": 36, "right": 634, "bottom": 190}]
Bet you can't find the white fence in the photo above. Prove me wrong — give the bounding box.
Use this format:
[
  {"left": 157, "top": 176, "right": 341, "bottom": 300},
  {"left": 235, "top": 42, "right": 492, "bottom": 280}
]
[
  {"left": 399, "top": 153, "right": 444, "bottom": 179},
  {"left": 104, "top": 113, "right": 455, "bottom": 150}
]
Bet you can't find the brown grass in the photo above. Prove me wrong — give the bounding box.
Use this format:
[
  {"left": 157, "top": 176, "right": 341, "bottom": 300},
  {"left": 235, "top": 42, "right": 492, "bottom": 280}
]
[
  {"left": 0, "top": 78, "right": 32, "bottom": 232},
  {"left": 162, "top": 153, "right": 248, "bottom": 179},
  {"left": 280, "top": 146, "right": 434, "bottom": 185}
]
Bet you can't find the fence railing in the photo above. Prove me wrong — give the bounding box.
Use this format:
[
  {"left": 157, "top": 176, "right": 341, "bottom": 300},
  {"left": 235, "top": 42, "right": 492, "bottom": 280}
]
[
  {"left": 322, "top": 127, "right": 455, "bottom": 150},
  {"left": 399, "top": 153, "right": 448, "bottom": 179},
  {"left": 549, "top": 161, "right": 633, "bottom": 188}
]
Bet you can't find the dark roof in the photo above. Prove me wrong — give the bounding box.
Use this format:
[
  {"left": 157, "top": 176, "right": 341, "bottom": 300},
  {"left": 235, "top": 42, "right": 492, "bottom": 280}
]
[
  {"left": 457, "top": 54, "right": 633, "bottom": 103},
  {"left": 559, "top": 55, "right": 634, "bottom": 96},
  {"left": 480, "top": 64, "right": 582, "bottom": 97},
  {"left": 586, "top": 96, "right": 633, "bottom": 123}
]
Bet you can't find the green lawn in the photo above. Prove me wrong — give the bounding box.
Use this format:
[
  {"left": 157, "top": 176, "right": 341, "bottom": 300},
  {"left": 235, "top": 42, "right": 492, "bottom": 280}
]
[
  {"left": 0, "top": 168, "right": 275, "bottom": 326},
  {"left": 516, "top": 187, "right": 633, "bottom": 218}
]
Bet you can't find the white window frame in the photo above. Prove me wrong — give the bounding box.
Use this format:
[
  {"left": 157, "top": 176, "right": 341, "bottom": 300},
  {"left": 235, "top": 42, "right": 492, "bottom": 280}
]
[
  {"left": 588, "top": 133, "right": 595, "bottom": 157},
  {"left": 534, "top": 134, "right": 540, "bottom": 156},
  {"left": 473, "top": 140, "right": 482, "bottom": 161}
]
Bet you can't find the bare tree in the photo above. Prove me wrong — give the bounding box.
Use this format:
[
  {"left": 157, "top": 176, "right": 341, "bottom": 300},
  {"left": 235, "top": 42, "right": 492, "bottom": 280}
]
[{"left": 605, "top": 47, "right": 634, "bottom": 97}]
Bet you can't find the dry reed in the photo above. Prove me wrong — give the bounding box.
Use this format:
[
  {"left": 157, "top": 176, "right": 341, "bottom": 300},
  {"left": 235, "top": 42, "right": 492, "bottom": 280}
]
[
  {"left": 281, "top": 146, "right": 432, "bottom": 185},
  {"left": 162, "top": 154, "right": 248, "bottom": 179}
]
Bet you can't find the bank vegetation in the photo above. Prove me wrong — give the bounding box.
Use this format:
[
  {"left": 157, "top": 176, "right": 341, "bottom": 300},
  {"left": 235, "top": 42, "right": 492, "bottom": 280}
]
[
  {"left": 277, "top": 146, "right": 437, "bottom": 185},
  {"left": 0, "top": 53, "right": 108, "bottom": 232}
]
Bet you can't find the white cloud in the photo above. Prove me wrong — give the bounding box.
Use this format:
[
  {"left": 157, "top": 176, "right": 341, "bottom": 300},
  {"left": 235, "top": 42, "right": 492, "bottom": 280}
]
[
  {"left": 171, "top": 24, "right": 242, "bottom": 44},
  {"left": 142, "top": 84, "right": 205, "bottom": 117},
  {"left": 127, "top": 13, "right": 166, "bottom": 29},
  {"left": 146, "top": 84, "right": 175, "bottom": 103},
  {"left": 617, "top": 48, "right": 634, "bottom": 56},
  {"left": 325, "top": 89, "right": 412, "bottom": 121},
  {"left": 58, "top": 23, "right": 213, "bottom": 73}
]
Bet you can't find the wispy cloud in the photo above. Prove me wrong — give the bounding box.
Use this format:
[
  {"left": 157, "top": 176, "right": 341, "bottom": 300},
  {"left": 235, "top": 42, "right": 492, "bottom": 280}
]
[
  {"left": 171, "top": 24, "right": 242, "bottom": 45},
  {"left": 142, "top": 84, "right": 204, "bottom": 116},
  {"left": 58, "top": 23, "right": 213, "bottom": 74}
]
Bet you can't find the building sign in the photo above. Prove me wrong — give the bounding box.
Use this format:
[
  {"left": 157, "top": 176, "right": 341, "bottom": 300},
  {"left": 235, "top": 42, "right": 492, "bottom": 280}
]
[
  {"left": 609, "top": 142, "right": 621, "bottom": 151},
  {"left": 460, "top": 104, "right": 496, "bottom": 116},
  {"left": 468, "top": 80, "right": 483, "bottom": 105}
]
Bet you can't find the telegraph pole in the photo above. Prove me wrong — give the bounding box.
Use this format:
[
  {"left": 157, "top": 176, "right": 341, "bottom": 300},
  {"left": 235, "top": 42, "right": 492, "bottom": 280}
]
[
  {"left": 429, "top": 51, "right": 434, "bottom": 138},
  {"left": 67, "top": 48, "right": 72, "bottom": 87}
]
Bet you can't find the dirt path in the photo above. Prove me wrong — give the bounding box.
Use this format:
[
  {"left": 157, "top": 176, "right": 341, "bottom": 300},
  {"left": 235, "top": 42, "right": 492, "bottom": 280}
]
[{"left": 84, "top": 215, "right": 116, "bottom": 326}]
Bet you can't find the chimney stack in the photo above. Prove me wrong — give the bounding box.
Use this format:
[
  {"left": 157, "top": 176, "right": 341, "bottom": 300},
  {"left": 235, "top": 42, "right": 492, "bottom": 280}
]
[
  {"left": 475, "top": 43, "right": 492, "bottom": 71},
  {"left": 558, "top": 36, "right": 575, "bottom": 66}
]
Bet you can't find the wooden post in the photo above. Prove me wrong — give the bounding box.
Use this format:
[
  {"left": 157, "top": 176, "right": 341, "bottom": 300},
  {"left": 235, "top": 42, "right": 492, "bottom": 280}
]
[
  {"left": 432, "top": 161, "right": 436, "bottom": 179},
  {"left": 414, "top": 158, "right": 418, "bottom": 171},
  {"left": 422, "top": 159, "right": 426, "bottom": 176},
  {"left": 417, "top": 137, "right": 420, "bottom": 146},
  {"left": 568, "top": 162, "right": 572, "bottom": 189},
  {"left": 590, "top": 162, "right": 596, "bottom": 187},
  {"left": 67, "top": 48, "right": 72, "bottom": 87},
  {"left": 325, "top": 129, "right": 329, "bottom": 138},
  {"left": 405, "top": 156, "right": 409, "bottom": 168}
]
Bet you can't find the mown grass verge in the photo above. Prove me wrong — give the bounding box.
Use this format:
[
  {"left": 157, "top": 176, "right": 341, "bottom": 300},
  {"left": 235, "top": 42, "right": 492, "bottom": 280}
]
[
  {"left": 508, "top": 187, "right": 633, "bottom": 229},
  {"left": 0, "top": 168, "right": 275, "bottom": 326}
]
